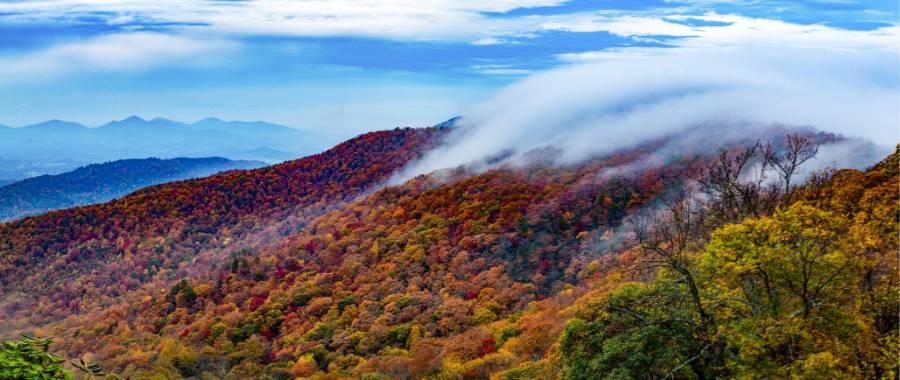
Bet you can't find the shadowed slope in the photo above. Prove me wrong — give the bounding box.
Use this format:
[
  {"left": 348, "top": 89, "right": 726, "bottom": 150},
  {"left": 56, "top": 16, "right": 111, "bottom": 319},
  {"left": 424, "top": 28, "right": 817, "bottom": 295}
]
[{"left": 0, "top": 157, "right": 265, "bottom": 221}]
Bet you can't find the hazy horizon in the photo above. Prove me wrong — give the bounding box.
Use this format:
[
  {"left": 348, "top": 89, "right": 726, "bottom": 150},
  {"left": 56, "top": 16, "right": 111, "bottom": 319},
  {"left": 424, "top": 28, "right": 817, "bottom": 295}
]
[
  {"left": 1, "top": 115, "right": 323, "bottom": 130},
  {"left": 1, "top": 0, "right": 897, "bottom": 137}
]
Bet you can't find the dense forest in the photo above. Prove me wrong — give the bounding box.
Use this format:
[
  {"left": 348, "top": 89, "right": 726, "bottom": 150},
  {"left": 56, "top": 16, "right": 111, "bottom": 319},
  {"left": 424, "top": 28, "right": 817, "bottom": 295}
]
[
  {"left": 0, "top": 127, "right": 444, "bottom": 328},
  {"left": 0, "top": 126, "right": 896, "bottom": 379},
  {"left": 0, "top": 157, "right": 264, "bottom": 221}
]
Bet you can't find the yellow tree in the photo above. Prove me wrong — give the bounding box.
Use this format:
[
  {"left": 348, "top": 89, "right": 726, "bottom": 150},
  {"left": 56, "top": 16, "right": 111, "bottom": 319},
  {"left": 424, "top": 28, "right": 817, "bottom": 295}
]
[{"left": 699, "top": 202, "right": 867, "bottom": 378}]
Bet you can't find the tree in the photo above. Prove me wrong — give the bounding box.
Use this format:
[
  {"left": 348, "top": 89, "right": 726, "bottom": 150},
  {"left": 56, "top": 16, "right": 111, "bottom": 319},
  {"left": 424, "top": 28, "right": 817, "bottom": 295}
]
[
  {"left": 701, "top": 202, "right": 858, "bottom": 321},
  {"left": 559, "top": 135, "right": 834, "bottom": 379},
  {"left": 560, "top": 281, "right": 710, "bottom": 379},
  {"left": 0, "top": 335, "right": 126, "bottom": 380},
  {"left": 560, "top": 202, "right": 870, "bottom": 379},
  {"left": 765, "top": 134, "right": 819, "bottom": 196},
  {"left": 698, "top": 202, "right": 874, "bottom": 378},
  {"left": 698, "top": 134, "right": 820, "bottom": 222},
  {"left": 0, "top": 336, "right": 72, "bottom": 380},
  {"left": 699, "top": 142, "right": 771, "bottom": 221}
]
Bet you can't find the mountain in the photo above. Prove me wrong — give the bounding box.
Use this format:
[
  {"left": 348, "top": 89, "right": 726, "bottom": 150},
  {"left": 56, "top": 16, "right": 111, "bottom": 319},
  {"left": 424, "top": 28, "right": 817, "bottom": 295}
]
[
  {"left": 0, "top": 157, "right": 266, "bottom": 221},
  {"left": 0, "top": 116, "right": 343, "bottom": 179},
  {"left": 0, "top": 127, "right": 895, "bottom": 379},
  {"left": 21, "top": 119, "right": 88, "bottom": 133},
  {"left": 189, "top": 117, "right": 310, "bottom": 139},
  {"left": 0, "top": 127, "right": 443, "bottom": 325}
]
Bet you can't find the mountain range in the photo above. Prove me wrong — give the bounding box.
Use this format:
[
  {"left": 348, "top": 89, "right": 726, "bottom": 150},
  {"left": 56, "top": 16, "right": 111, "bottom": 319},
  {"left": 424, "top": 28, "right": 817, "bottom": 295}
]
[
  {"left": 0, "top": 156, "right": 265, "bottom": 221},
  {"left": 0, "top": 126, "right": 895, "bottom": 379},
  {"left": 0, "top": 116, "right": 340, "bottom": 181}
]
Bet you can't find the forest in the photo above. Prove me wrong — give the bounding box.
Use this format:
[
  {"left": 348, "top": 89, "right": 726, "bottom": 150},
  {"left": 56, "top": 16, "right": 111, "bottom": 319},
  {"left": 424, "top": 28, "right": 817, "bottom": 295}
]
[
  {"left": 0, "top": 157, "right": 263, "bottom": 221},
  {"left": 0, "top": 127, "right": 896, "bottom": 379}
]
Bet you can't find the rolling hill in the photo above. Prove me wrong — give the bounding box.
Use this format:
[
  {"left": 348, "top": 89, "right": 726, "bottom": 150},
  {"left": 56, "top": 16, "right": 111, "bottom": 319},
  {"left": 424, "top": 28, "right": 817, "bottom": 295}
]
[
  {"left": 0, "top": 126, "right": 895, "bottom": 379},
  {"left": 0, "top": 127, "right": 445, "bottom": 327},
  {"left": 0, "top": 157, "right": 265, "bottom": 221}
]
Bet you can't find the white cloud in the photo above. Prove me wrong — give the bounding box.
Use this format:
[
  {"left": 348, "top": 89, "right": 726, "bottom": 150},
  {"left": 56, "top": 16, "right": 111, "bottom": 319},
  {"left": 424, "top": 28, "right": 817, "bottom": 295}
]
[
  {"left": 675, "top": 13, "right": 899, "bottom": 50},
  {"left": 468, "top": 64, "right": 532, "bottom": 76},
  {"left": 557, "top": 47, "right": 672, "bottom": 63},
  {"left": 1, "top": 2, "right": 895, "bottom": 50},
  {"left": 541, "top": 14, "right": 696, "bottom": 36},
  {"left": 394, "top": 47, "right": 899, "bottom": 181},
  {"left": 471, "top": 37, "right": 505, "bottom": 46},
  {"left": 0, "top": 32, "right": 236, "bottom": 83},
  {"left": 547, "top": 13, "right": 898, "bottom": 53},
  {"left": 0, "top": 0, "right": 565, "bottom": 42}
]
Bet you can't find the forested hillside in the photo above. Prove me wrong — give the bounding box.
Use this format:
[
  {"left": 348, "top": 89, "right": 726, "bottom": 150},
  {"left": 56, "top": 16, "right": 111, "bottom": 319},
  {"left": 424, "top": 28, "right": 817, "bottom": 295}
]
[
  {"left": 0, "top": 128, "right": 895, "bottom": 380},
  {"left": 556, "top": 143, "right": 898, "bottom": 379},
  {"left": 0, "top": 128, "right": 444, "bottom": 328},
  {"left": 43, "top": 136, "right": 700, "bottom": 378},
  {"left": 0, "top": 157, "right": 264, "bottom": 221}
]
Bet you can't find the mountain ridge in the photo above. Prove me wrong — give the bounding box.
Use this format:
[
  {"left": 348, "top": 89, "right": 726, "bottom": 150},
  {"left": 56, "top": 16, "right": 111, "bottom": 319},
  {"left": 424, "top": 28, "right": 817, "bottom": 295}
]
[
  {"left": 0, "top": 157, "right": 266, "bottom": 221},
  {"left": 0, "top": 117, "right": 342, "bottom": 181}
]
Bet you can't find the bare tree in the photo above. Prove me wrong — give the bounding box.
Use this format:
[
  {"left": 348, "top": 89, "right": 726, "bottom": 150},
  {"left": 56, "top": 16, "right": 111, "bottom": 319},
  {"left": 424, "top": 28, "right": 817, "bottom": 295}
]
[
  {"left": 697, "top": 134, "right": 819, "bottom": 223},
  {"left": 628, "top": 191, "right": 713, "bottom": 332},
  {"left": 765, "top": 133, "right": 819, "bottom": 196},
  {"left": 697, "top": 142, "right": 771, "bottom": 221}
]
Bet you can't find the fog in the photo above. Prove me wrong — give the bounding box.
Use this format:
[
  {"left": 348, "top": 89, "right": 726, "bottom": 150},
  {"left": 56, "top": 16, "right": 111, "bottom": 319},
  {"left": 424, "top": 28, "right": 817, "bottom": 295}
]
[{"left": 395, "top": 48, "right": 898, "bottom": 181}]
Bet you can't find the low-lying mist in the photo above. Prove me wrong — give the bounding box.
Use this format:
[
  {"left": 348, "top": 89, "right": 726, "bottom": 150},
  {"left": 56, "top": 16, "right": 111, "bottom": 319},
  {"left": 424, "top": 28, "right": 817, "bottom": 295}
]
[{"left": 396, "top": 47, "right": 898, "bottom": 181}]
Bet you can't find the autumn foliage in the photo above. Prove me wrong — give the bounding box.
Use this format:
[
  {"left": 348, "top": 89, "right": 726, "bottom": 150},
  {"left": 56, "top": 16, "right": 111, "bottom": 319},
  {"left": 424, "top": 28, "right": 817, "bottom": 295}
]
[
  {"left": 0, "top": 127, "right": 895, "bottom": 380},
  {"left": 0, "top": 127, "right": 443, "bottom": 325}
]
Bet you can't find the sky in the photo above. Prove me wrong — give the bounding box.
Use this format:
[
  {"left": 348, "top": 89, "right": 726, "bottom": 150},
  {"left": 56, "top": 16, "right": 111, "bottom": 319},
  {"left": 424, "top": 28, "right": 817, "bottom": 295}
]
[{"left": 0, "top": 0, "right": 897, "bottom": 136}]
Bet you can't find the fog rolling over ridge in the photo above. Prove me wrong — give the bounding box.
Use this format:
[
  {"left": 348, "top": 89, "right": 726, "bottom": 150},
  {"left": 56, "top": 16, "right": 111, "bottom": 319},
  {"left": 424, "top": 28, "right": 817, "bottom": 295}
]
[{"left": 396, "top": 48, "right": 899, "bottom": 182}]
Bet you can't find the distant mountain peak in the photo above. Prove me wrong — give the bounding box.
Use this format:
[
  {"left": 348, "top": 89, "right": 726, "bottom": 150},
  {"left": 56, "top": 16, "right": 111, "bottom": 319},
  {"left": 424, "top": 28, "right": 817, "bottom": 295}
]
[
  {"left": 195, "top": 117, "right": 225, "bottom": 124},
  {"left": 100, "top": 116, "right": 149, "bottom": 128},
  {"left": 123, "top": 115, "right": 147, "bottom": 123},
  {"left": 101, "top": 116, "right": 188, "bottom": 130},
  {"left": 24, "top": 119, "right": 87, "bottom": 130},
  {"left": 3, "top": 116, "right": 335, "bottom": 169}
]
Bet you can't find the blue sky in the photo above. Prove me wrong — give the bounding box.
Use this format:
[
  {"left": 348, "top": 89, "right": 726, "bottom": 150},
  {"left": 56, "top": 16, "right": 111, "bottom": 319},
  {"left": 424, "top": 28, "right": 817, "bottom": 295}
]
[{"left": 0, "top": 0, "right": 896, "bottom": 136}]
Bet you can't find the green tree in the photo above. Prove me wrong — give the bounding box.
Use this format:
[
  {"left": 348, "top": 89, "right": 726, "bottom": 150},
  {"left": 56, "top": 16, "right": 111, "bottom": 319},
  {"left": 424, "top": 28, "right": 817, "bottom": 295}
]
[
  {"left": 0, "top": 335, "right": 72, "bottom": 380},
  {"left": 560, "top": 281, "right": 709, "bottom": 379},
  {"left": 560, "top": 202, "right": 877, "bottom": 379}
]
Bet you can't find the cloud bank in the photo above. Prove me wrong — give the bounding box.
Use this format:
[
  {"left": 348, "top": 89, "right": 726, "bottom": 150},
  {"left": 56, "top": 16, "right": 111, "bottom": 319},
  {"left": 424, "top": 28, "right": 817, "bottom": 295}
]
[
  {"left": 0, "top": 32, "right": 236, "bottom": 83},
  {"left": 396, "top": 46, "right": 899, "bottom": 180}
]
